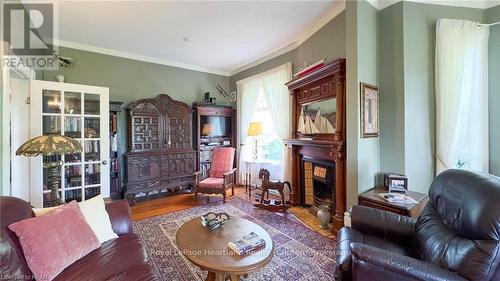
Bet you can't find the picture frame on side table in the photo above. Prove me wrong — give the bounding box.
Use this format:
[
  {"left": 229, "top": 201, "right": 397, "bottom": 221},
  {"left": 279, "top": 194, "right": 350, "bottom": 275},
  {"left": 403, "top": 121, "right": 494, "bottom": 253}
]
[{"left": 360, "top": 82, "right": 379, "bottom": 138}]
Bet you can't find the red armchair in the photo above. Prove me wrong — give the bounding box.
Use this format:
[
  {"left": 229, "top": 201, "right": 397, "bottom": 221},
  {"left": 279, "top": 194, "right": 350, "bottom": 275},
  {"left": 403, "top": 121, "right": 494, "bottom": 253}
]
[{"left": 194, "top": 147, "right": 237, "bottom": 203}]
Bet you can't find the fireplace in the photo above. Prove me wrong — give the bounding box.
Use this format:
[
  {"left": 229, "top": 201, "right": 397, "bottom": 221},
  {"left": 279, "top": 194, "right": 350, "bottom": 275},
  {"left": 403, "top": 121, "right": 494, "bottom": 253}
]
[
  {"left": 301, "top": 157, "right": 335, "bottom": 213},
  {"left": 284, "top": 58, "right": 346, "bottom": 234}
]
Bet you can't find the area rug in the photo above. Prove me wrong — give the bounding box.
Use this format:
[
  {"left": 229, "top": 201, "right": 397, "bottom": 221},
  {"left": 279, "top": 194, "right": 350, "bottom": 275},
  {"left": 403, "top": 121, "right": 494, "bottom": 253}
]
[{"left": 133, "top": 196, "right": 337, "bottom": 281}]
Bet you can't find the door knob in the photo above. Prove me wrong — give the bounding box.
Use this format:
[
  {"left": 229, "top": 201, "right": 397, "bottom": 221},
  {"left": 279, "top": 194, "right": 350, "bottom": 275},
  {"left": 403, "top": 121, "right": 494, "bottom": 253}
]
[{"left": 102, "top": 160, "right": 108, "bottom": 165}]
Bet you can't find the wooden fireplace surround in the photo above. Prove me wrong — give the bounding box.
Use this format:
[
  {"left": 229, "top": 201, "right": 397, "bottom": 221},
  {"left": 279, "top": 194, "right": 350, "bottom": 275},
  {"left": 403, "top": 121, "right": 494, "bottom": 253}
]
[{"left": 284, "top": 58, "right": 346, "bottom": 235}]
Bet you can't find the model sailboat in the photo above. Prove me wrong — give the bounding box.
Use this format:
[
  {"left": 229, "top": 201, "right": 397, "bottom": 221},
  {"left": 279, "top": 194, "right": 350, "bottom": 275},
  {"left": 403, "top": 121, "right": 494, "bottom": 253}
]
[
  {"left": 297, "top": 108, "right": 305, "bottom": 134},
  {"left": 297, "top": 108, "right": 335, "bottom": 135},
  {"left": 314, "top": 109, "right": 335, "bottom": 133},
  {"left": 297, "top": 108, "right": 320, "bottom": 134}
]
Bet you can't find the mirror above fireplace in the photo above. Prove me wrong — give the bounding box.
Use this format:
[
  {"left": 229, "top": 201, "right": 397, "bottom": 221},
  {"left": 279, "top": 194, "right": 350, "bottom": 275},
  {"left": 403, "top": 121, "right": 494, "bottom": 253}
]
[{"left": 298, "top": 97, "right": 336, "bottom": 135}]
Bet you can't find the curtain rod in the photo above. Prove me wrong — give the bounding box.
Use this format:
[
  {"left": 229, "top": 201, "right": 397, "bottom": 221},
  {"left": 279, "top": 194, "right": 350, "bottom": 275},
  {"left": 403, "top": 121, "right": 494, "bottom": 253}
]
[{"left": 478, "top": 21, "right": 500, "bottom": 27}]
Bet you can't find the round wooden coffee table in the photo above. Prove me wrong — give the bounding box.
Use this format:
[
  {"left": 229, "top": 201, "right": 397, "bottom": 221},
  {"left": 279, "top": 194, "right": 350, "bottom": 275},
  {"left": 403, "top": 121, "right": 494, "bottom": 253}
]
[{"left": 176, "top": 217, "right": 274, "bottom": 281}]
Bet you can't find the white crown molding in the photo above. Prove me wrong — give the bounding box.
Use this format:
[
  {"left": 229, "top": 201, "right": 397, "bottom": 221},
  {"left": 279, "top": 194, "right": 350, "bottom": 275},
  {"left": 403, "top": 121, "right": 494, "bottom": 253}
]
[
  {"left": 369, "top": 0, "right": 500, "bottom": 10},
  {"left": 367, "top": 0, "right": 400, "bottom": 10},
  {"left": 228, "top": 0, "right": 346, "bottom": 76},
  {"left": 57, "top": 40, "right": 231, "bottom": 76}
]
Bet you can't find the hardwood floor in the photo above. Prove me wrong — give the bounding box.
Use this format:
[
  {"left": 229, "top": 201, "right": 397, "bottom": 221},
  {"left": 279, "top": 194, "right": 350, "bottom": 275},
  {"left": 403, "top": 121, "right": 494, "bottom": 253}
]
[{"left": 131, "top": 185, "right": 300, "bottom": 223}]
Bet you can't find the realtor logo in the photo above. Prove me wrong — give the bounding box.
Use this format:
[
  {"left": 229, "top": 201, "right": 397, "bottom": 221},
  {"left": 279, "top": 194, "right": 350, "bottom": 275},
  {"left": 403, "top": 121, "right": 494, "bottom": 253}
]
[{"left": 2, "top": 2, "right": 58, "bottom": 69}]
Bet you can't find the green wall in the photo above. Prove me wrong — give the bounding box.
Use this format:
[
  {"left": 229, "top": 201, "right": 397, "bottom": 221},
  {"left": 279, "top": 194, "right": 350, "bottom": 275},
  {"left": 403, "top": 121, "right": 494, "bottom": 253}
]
[
  {"left": 229, "top": 12, "right": 346, "bottom": 89},
  {"left": 42, "top": 47, "right": 230, "bottom": 106},
  {"left": 356, "top": 0, "right": 380, "bottom": 196},
  {"left": 487, "top": 5, "right": 500, "bottom": 176},
  {"left": 379, "top": 2, "right": 405, "bottom": 176},
  {"left": 345, "top": 0, "right": 380, "bottom": 207},
  {"left": 403, "top": 2, "right": 485, "bottom": 192},
  {"left": 378, "top": 2, "right": 488, "bottom": 194},
  {"left": 345, "top": 0, "right": 358, "bottom": 208}
]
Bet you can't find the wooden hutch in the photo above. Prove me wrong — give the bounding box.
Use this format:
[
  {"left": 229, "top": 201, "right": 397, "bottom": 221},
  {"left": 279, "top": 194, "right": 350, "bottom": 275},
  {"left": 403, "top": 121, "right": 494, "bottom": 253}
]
[
  {"left": 192, "top": 105, "right": 236, "bottom": 179},
  {"left": 284, "top": 58, "right": 346, "bottom": 235},
  {"left": 124, "top": 94, "right": 196, "bottom": 205}
]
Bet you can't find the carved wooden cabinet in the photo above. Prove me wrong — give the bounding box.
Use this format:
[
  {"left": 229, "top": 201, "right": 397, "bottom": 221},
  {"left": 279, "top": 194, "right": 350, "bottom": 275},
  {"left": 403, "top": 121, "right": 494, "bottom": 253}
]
[{"left": 124, "top": 94, "right": 196, "bottom": 204}]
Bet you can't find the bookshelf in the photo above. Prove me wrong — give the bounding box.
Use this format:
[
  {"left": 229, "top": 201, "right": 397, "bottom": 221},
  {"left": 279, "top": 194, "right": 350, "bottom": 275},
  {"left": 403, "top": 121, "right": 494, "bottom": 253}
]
[
  {"left": 109, "top": 101, "right": 123, "bottom": 199},
  {"left": 28, "top": 80, "right": 110, "bottom": 207},
  {"left": 193, "top": 105, "right": 236, "bottom": 179}
]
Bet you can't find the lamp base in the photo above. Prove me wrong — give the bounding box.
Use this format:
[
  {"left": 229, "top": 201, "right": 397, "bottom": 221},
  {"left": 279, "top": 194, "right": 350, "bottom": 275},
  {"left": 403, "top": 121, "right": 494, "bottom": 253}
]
[
  {"left": 253, "top": 138, "right": 258, "bottom": 160},
  {"left": 46, "top": 163, "right": 64, "bottom": 207}
]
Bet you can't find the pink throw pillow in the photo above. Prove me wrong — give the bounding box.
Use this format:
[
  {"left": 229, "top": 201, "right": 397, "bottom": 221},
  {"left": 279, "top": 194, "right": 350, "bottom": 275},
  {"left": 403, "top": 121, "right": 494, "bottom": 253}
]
[{"left": 9, "top": 201, "right": 100, "bottom": 281}]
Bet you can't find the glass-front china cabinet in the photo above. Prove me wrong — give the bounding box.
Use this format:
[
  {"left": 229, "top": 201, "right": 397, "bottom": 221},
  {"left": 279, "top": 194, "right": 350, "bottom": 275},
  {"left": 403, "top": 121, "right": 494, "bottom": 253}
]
[{"left": 29, "top": 80, "right": 109, "bottom": 207}]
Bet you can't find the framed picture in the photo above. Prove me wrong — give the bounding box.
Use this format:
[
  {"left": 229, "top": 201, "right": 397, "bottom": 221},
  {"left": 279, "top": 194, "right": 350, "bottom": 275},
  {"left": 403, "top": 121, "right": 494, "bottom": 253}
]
[
  {"left": 360, "top": 82, "right": 379, "bottom": 138},
  {"left": 229, "top": 91, "right": 237, "bottom": 102}
]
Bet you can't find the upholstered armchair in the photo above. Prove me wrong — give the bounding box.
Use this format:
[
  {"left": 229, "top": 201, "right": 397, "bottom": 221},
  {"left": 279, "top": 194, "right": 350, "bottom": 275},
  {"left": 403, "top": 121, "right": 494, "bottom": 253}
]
[
  {"left": 194, "top": 147, "right": 237, "bottom": 203},
  {"left": 336, "top": 169, "right": 500, "bottom": 281}
]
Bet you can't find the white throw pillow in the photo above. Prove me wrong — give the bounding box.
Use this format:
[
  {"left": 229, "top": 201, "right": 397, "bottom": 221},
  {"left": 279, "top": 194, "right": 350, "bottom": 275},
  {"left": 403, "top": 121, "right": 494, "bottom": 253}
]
[{"left": 32, "top": 195, "right": 118, "bottom": 243}]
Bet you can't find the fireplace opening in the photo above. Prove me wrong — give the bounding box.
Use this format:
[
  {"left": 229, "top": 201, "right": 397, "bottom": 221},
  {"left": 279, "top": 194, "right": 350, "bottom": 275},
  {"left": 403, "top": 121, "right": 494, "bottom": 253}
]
[{"left": 301, "top": 157, "right": 335, "bottom": 214}]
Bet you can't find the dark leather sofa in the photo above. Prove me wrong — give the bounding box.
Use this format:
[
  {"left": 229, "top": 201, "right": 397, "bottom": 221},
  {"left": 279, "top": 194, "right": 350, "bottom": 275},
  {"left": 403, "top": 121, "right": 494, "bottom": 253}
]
[
  {"left": 0, "top": 197, "right": 158, "bottom": 280},
  {"left": 336, "top": 169, "right": 500, "bottom": 281}
]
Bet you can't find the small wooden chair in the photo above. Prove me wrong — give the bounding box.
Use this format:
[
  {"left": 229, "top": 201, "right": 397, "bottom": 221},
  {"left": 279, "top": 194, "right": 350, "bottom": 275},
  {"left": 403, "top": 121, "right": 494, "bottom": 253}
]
[{"left": 194, "top": 147, "right": 237, "bottom": 203}]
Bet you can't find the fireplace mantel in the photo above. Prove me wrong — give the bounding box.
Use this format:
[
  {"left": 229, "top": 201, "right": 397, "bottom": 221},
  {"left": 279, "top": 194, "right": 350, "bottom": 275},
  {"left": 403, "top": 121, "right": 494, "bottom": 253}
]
[
  {"left": 284, "top": 58, "right": 346, "bottom": 235},
  {"left": 284, "top": 139, "right": 345, "bottom": 160},
  {"left": 285, "top": 139, "right": 346, "bottom": 234}
]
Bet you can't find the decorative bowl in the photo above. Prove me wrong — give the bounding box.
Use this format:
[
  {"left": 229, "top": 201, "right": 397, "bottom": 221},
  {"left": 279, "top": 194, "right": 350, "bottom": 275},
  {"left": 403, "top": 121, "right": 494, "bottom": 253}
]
[{"left": 200, "top": 212, "right": 231, "bottom": 229}]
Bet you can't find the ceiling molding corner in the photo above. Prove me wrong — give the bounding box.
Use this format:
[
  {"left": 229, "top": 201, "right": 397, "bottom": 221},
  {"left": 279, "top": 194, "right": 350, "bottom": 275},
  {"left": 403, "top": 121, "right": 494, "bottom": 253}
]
[
  {"left": 228, "top": 1, "right": 346, "bottom": 76},
  {"left": 372, "top": 0, "right": 403, "bottom": 10},
  {"left": 57, "top": 40, "right": 231, "bottom": 76},
  {"left": 406, "top": 0, "right": 500, "bottom": 9},
  {"left": 374, "top": 0, "right": 500, "bottom": 11},
  {"left": 366, "top": 0, "right": 380, "bottom": 10}
]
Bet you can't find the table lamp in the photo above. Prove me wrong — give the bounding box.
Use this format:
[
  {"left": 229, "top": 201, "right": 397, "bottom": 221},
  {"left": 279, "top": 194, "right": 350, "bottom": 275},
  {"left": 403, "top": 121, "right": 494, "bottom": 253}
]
[
  {"left": 201, "top": 123, "right": 213, "bottom": 137},
  {"left": 247, "top": 122, "right": 263, "bottom": 160},
  {"left": 16, "top": 134, "right": 82, "bottom": 207}
]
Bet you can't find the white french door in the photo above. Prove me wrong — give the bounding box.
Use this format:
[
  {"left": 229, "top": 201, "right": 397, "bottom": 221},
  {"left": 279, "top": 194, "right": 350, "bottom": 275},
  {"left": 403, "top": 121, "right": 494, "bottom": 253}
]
[{"left": 30, "top": 80, "right": 109, "bottom": 207}]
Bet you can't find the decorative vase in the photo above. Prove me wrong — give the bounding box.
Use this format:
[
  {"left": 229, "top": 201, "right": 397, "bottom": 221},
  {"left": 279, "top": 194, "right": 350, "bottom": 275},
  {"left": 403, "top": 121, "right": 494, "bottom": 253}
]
[
  {"left": 55, "top": 74, "right": 65, "bottom": 83},
  {"left": 317, "top": 205, "right": 331, "bottom": 229}
]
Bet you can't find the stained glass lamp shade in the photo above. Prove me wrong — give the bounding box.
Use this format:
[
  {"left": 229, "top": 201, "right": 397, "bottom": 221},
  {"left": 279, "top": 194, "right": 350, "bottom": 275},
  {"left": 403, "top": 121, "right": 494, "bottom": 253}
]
[
  {"left": 16, "top": 135, "right": 82, "bottom": 157},
  {"left": 16, "top": 134, "right": 82, "bottom": 206}
]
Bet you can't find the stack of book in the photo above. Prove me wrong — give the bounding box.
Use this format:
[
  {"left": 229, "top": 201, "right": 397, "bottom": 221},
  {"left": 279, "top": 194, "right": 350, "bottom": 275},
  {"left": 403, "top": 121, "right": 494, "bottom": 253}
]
[
  {"left": 228, "top": 232, "right": 266, "bottom": 255},
  {"left": 376, "top": 192, "right": 418, "bottom": 204}
]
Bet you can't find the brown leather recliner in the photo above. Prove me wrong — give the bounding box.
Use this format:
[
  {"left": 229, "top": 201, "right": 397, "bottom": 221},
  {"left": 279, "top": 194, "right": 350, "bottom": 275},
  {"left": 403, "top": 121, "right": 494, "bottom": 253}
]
[
  {"left": 0, "top": 196, "right": 158, "bottom": 280},
  {"left": 336, "top": 169, "right": 500, "bottom": 281}
]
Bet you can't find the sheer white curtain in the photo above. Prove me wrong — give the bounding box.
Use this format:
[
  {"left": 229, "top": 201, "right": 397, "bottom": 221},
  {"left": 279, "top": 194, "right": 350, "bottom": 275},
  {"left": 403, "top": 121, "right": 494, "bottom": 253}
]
[
  {"left": 435, "top": 19, "right": 489, "bottom": 174},
  {"left": 262, "top": 62, "right": 292, "bottom": 182},
  {"left": 236, "top": 62, "right": 292, "bottom": 183},
  {"left": 236, "top": 77, "right": 260, "bottom": 183}
]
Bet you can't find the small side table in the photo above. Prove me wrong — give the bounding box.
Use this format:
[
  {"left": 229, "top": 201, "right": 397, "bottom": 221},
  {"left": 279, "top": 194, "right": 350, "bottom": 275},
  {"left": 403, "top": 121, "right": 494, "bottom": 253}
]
[
  {"left": 243, "top": 159, "right": 279, "bottom": 198},
  {"left": 358, "top": 187, "right": 429, "bottom": 218}
]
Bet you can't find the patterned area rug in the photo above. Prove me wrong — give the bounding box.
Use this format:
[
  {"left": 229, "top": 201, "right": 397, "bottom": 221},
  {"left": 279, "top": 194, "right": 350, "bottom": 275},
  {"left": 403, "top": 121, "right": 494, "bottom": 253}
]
[{"left": 133, "top": 196, "right": 337, "bottom": 281}]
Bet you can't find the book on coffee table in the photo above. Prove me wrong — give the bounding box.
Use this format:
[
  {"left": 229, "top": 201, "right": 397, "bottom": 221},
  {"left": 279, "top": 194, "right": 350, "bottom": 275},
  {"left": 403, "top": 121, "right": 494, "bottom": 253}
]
[{"left": 228, "top": 232, "right": 266, "bottom": 255}]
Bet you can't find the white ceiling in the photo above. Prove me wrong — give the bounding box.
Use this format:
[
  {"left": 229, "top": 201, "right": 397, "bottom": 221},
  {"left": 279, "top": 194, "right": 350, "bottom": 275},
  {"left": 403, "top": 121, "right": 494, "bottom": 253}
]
[
  {"left": 53, "top": 0, "right": 344, "bottom": 76},
  {"left": 39, "top": 0, "right": 498, "bottom": 76}
]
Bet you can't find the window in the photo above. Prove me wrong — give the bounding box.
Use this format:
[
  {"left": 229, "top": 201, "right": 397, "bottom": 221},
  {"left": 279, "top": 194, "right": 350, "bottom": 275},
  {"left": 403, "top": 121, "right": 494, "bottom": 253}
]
[
  {"left": 248, "top": 90, "right": 283, "bottom": 161},
  {"left": 241, "top": 90, "right": 284, "bottom": 181},
  {"left": 236, "top": 62, "right": 292, "bottom": 183}
]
